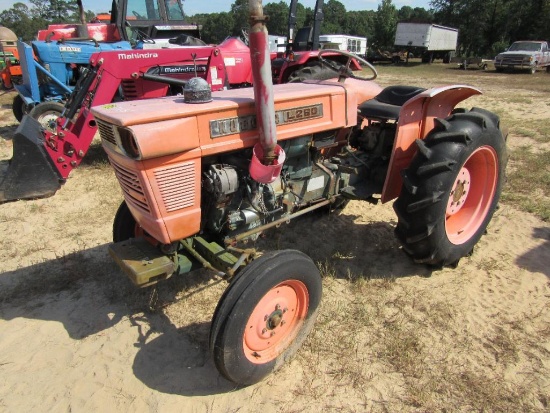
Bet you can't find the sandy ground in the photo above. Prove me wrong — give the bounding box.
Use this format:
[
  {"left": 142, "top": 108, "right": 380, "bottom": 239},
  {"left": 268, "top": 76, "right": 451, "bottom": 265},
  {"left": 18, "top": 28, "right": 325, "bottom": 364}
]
[{"left": 0, "top": 67, "right": 549, "bottom": 412}]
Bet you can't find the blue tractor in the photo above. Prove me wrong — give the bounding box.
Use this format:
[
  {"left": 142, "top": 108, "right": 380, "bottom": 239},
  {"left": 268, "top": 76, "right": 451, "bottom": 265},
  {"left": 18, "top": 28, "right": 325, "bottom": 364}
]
[
  {"left": 12, "top": 39, "right": 131, "bottom": 130},
  {"left": 11, "top": 0, "right": 201, "bottom": 129}
]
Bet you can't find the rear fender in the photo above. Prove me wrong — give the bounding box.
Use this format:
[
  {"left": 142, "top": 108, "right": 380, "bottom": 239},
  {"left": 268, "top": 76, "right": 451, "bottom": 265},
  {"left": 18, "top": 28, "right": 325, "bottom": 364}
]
[{"left": 381, "top": 85, "right": 481, "bottom": 203}]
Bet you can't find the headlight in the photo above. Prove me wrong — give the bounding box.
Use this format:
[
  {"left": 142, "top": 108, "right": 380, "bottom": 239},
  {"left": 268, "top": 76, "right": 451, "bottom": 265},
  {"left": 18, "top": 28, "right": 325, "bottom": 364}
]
[{"left": 117, "top": 127, "right": 140, "bottom": 159}]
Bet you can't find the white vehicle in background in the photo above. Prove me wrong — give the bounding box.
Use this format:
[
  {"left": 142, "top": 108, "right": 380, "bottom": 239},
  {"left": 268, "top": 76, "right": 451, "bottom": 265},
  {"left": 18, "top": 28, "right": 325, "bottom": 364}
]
[
  {"left": 494, "top": 41, "right": 550, "bottom": 74},
  {"left": 319, "top": 34, "right": 367, "bottom": 56},
  {"left": 394, "top": 22, "right": 458, "bottom": 63}
]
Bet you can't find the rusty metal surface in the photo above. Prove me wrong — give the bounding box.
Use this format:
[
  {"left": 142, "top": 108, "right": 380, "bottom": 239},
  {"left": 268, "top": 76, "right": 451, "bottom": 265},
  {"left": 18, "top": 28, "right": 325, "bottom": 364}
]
[{"left": 248, "top": 0, "right": 278, "bottom": 163}]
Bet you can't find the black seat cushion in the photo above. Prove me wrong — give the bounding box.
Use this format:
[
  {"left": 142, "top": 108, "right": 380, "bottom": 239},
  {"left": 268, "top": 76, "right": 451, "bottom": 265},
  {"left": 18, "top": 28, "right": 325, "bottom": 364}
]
[{"left": 359, "top": 85, "right": 426, "bottom": 120}]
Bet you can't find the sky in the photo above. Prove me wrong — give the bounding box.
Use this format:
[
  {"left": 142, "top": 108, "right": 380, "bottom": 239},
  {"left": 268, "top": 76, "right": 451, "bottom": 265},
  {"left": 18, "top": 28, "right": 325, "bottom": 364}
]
[{"left": 0, "top": 0, "right": 432, "bottom": 16}]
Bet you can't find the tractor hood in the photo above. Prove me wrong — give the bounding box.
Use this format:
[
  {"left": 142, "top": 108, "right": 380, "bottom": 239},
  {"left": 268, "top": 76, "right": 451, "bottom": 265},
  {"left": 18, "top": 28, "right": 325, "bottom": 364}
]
[{"left": 91, "top": 79, "right": 382, "bottom": 160}]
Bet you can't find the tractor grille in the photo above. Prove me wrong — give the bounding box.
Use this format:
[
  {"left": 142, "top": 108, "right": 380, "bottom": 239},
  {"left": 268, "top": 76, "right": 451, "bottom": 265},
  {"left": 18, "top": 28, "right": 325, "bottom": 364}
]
[
  {"left": 109, "top": 156, "right": 151, "bottom": 213},
  {"left": 121, "top": 79, "right": 138, "bottom": 99},
  {"left": 97, "top": 120, "right": 117, "bottom": 146},
  {"left": 154, "top": 163, "right": 195, "bottom": 212}
]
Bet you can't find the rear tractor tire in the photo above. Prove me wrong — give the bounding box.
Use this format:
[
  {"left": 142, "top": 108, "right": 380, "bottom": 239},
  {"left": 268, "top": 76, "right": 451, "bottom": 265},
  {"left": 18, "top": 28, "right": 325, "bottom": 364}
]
[
  {"left": 210, "top": 250, "right": 322, "bottom": 385},
  {"left": 394, "top": 108, "right": 507, "bottom": 268},
  {"left": 12, "top": 94, "right": 30, "bottom": 122}
]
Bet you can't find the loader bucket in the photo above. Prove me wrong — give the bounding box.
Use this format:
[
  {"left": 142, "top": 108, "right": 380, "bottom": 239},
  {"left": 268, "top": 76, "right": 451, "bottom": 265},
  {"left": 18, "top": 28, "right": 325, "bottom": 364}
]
[{"left": 0, "top": 115, "right": 63, "bottom": 203}]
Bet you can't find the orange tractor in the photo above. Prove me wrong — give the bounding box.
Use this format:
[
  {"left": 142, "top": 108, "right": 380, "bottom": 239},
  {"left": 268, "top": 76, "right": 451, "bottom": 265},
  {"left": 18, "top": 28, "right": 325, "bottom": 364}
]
[
  {"left": 0, "top": 26, "right": 22, "bottom": 89},
  {"left": 64, "top": 0, "right": 509, "bottom": 385}
]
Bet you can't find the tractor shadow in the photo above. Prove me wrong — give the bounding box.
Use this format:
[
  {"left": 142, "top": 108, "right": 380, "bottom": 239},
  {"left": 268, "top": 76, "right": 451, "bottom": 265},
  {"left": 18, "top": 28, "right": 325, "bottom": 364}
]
[
  {"left": 0, "top": 124, "right": 17, "bottom": 140},
  {"left": 515, "top": 227, "right": 550, "bottom": 278},
  {"left": 0, "top": 244, "right": 236, "bottom": 395},
  {"left": 253, "top": 205, "right": 433, "bottom": 280},
  {"left": 0, "top": 213, "right": 430, "bottom": 396}
]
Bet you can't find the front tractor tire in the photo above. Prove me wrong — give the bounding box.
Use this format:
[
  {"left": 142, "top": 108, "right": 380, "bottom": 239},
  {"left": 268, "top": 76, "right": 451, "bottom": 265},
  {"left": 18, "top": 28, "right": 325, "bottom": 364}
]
[
  {"left": 29, "top": 101, "right": 65, "bottom": 133},
  {"left": 113, "top": 201, "right": 157, "bottom": 245},
  {"left": 394, "top": 108, "right": 507, "bottom": 268},
  {"left": 210, "top": 250, "right": 322, "bottom": 385},
  {"left": 113, "top": 201, "right": 138, "bottom": 242}
]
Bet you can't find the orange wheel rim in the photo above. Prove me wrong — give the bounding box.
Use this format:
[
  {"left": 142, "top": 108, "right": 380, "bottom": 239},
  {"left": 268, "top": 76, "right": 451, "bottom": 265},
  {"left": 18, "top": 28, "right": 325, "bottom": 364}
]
[
  {"left": 445, "top": 146, "right": 498, "bottom": 245},
  {"left": 243, "top": 280, "right": 309, "bottom": 364}
]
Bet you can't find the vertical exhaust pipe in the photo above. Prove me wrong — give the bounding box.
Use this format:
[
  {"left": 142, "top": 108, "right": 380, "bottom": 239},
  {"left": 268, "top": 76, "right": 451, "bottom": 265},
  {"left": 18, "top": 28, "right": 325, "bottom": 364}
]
[{"left": 248, "top": 0, "right": 286, "bottom": 184}]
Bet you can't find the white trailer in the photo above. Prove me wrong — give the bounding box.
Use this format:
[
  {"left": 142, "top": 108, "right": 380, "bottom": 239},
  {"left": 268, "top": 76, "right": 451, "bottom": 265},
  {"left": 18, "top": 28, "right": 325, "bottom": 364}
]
[
  {"left": 319, "top": 34, "right": 367, "bottom": 56},
  {"left": 394, "top": 23, "right": 458, "bottom": 63}
]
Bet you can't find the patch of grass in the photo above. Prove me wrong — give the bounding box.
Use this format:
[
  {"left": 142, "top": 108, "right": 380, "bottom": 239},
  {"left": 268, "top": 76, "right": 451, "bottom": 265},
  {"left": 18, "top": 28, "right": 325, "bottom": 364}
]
[
  {"left": 503, "top": 149, "right": 550, "bottom": 221},
  {"left": 507, "top": 96, "right": 533, "bottom": 105}
]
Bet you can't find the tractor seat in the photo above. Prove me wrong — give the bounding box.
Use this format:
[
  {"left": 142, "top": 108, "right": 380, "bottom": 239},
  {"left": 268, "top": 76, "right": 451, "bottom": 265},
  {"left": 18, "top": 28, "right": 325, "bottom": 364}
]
[{"left": 359, "top": 85, "right": 426, "bottom": 120}]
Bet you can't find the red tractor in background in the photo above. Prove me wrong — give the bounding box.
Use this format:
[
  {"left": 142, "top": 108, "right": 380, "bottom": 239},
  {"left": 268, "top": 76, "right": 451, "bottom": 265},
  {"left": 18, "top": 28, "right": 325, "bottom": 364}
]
[{"left": 85, "top": 0, "right": 507, "bottom": 386}]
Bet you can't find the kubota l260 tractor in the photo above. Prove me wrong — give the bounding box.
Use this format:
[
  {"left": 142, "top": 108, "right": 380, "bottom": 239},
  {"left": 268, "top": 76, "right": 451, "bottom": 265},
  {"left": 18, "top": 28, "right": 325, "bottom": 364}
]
[{"left": 29, "top": 0, "right": 513, "bottom": 386}]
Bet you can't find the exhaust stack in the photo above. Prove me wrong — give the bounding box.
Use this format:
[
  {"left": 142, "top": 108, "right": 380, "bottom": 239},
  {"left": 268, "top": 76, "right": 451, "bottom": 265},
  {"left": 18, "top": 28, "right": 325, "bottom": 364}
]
[{"left": 247, "top": 0, "right": 285, "bottom": 184}]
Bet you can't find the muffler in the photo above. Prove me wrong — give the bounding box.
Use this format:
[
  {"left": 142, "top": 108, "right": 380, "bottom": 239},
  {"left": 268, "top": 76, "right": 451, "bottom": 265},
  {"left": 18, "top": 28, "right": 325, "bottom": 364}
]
[{"left": 0, "top": 115, "right": 63, "bottom": 203}]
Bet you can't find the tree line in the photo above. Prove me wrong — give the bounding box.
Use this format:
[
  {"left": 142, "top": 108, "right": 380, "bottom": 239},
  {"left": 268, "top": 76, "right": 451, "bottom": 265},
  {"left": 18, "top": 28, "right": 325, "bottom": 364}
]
[{"left": 1, "top": 0, "right": 549, "bottom": 57}]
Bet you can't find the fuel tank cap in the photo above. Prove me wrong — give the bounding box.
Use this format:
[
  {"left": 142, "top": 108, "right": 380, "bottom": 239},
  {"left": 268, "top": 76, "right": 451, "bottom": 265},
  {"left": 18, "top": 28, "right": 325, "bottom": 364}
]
[{"left": 184, "top": 77, "right": 212, "bottom": 104}]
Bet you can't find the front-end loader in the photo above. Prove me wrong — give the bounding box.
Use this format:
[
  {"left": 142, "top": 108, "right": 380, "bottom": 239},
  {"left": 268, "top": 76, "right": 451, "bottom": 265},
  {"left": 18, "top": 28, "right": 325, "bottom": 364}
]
[
  {"left": 0, "top": 40, "right": 257, "bottom": 203},
  {"left": 87, "top": 0, "right": 507, "bottom": 386},
  {"left": 0, "top": 0, "right": 358, "bottom": 204}
]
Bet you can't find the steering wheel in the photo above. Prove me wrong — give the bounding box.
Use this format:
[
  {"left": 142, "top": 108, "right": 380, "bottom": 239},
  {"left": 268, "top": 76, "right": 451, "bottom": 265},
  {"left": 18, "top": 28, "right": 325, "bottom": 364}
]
[{"left": 318, "top": 49, "right": 378, "bottom": 81}]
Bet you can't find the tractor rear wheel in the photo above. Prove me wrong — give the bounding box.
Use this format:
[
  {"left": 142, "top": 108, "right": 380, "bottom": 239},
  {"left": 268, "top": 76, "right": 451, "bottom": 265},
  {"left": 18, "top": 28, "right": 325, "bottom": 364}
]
[
  {"left": 393, "top": 108, "right": 507, "bottom": 268},
  {"left": 12, "top": 94, "right": 30, "bottom": 122},
  {"left": 210, "top": 250, "right": 322, "bottom": 385},
  {"left": 29, "top": 101, "right": 64, "bottom": 133}
]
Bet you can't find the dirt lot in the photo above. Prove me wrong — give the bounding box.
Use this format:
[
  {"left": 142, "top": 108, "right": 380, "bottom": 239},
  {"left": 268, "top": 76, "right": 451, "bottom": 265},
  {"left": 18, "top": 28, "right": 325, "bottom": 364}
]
[{"left": 1, "top": 65, "right": 549, "bottom": 412}]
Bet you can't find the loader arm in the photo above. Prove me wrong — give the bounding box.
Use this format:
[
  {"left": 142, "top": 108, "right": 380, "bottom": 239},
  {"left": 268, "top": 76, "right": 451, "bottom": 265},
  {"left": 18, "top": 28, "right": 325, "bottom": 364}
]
[{"left": 0, "top": 46, "right": 227, "bottom": 203}]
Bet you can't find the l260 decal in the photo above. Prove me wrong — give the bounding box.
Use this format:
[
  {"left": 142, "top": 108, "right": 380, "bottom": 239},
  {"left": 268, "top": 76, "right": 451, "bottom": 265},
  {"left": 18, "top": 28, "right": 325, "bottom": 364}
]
[{"left": 210, "top": 104, "right": 323, "bottom": 138}]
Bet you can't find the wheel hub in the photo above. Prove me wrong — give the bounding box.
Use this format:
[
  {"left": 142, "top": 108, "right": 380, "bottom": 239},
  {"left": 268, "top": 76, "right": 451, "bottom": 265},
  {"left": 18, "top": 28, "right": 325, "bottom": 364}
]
[
  {"left": 447, "top": 167, "right": 471, "bottom": 215},
  {"left": 266, "top": 308, "right": 284, "bottom": 330},
  {"left": 243, "top": 281, "right": 308, "bottom": 363}
]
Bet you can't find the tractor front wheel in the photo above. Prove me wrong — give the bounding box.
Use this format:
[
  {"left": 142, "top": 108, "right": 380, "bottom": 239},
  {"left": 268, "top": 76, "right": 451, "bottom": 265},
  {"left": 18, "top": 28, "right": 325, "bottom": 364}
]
[
  {"left": 394, "top": 108, "right": 507, "bottom": 267},
  {"left": 113, "top": 201, "right": 157, "bottom": 245},
  {"left": 29, "top": 101, "right": 65, "bottom": 133},
  {"left": 113, "top": 201, "right": 138, "bottom": 242},
  {"left": 210, "top": 250, "right": 322, "bottom": 385}
]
